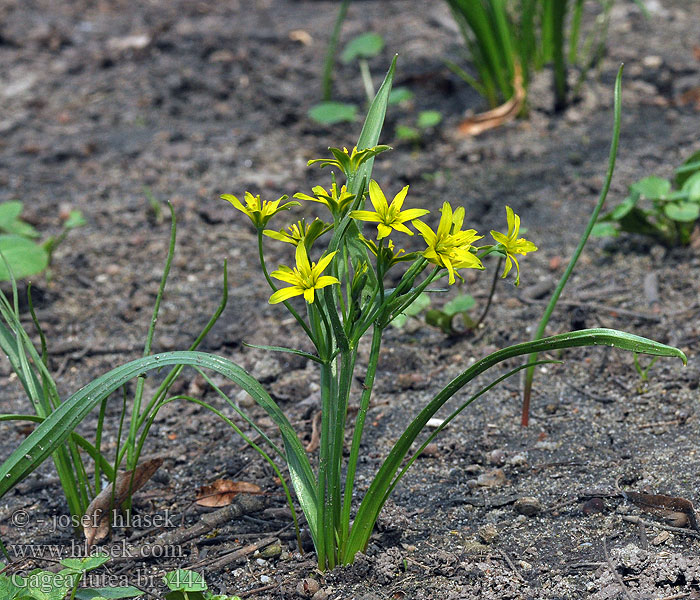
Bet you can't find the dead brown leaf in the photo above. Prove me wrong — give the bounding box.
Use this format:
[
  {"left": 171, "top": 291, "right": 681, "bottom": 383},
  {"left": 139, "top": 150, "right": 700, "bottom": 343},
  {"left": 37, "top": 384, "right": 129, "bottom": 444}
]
[
  {"left": 195, "top": 479, "right": 262, "bottom": 508},
  {"left": 619, "top": 485, "right": 699, "bottom": 531},
  {"left": 458, "top": 63, "right": 525, "bottom": 137},
  {"left": 83, "top": 457, "right": 164, "bottom": 547}
]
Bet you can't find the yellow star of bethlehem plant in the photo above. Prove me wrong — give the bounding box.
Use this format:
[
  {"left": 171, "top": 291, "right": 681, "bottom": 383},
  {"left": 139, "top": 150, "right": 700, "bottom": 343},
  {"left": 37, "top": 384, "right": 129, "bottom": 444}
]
[
  {"left": 221, "top": 192, "right": 300, "bottom": 229},
  {"left": 490, "top": 205, "right": 538, "bottom": 286},
  {"left": 263, "top": 218, "right": 332, "bottom": 248},
  {"left": 269, "top": 243, "right": 339, "bottom": 304},
  {"left": 307, "top": 145, "right": 391, "bottom": 178},
  {"left": 294, "top": 183, "right": 355, "bottom": 219},
  {"left": 413, "top": 202, "right": 483, "bottom": 284},
  {"left": 350, "top": 180, "right": 429, "bottom": 240}
]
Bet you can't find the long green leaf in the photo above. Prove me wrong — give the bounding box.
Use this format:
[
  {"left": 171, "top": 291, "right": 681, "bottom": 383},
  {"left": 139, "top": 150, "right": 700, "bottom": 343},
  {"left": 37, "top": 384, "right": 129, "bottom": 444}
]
[
  {"left": 343, "top": 328, "right": 685, "bottom": 561},
  {"left": 522, "top": 64, "right": 624, "bottom": 424},
  {"left": 0, "top": 351, "right": 318, "bottom": 537},
  {"left": 352, "top": 54, "right": 397, "bottom": 193}
]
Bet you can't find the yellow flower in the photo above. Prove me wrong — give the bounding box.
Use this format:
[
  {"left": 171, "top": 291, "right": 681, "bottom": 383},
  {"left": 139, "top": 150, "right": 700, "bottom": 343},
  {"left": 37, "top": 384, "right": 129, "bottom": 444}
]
[
  {"left": 490, "top": 205, "right": 538, "bottom": 286},
  {"left": 413, "top": 202, "right": 483, "bottom": 284},
  {"left": 307, "top": 145, "right": 391, "bottom": 178},
  {"left": 294, "top": 183, "right": 355, "bottom": 218},
  {"left": 263, "top": 218, "right": 332, "bottom": 247},
  {"left": 269, "top": 243, "right": 340, "bottom": 304},
  {"left": 222, "top": 192, "right": 300, "bottom": 229},
  {"left": 350, "top": 180, "right": 429, "bottom": 239}
]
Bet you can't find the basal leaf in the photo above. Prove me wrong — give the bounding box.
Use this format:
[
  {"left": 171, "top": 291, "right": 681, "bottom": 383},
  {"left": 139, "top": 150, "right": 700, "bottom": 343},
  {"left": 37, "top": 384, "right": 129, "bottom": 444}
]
[
  {"left": 0, "top": 236, "right": 49, "bottom": 280},
  {"left": 630, "top": 176, "right": 671, "bottom": 200},
  {"left": 664, "top": 202, "right": 700, "bottom": 222}
]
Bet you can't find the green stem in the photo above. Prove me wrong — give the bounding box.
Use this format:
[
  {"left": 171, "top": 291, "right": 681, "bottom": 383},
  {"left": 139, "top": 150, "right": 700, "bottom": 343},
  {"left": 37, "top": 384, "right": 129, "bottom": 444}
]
[
  {"left": 321, "top": 0, "right": 351, "bottom": 101},
  {"left": 359, "top": 59, "right": 375, "bottom": 103},
  {"left": 127, "top": 204, "right": 176, "bottom": 471},
  {"left": 473, "top": 256, "right": 502, "bottom": 329},
  {"left": 340, "top": 325, "right": 381, "bottom": 552},
  {"left": 317, "top": 360, "right": 336, "bottom": 569},
  {"left": 521, "top": 64, "right": 623, "bottom": 426}
]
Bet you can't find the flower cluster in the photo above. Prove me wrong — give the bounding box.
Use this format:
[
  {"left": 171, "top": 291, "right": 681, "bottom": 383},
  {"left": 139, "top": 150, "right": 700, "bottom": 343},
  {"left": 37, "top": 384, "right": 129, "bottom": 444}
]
[{"left": 222, "top": 146, "right": 537, "bottom": 305}]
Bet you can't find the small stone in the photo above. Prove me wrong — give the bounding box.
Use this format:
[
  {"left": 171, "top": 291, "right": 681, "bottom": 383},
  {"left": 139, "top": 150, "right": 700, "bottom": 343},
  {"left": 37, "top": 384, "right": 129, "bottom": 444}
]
[
  {"left": 296, "top": 577, "right": 320, "bottom": 597},
  {"left": 236, "top": 388, "right": 255, "bottom": 408},
  {"left": 582, "top": 497, "right": 606, "bottom": 515},
  {"left": 509, "top": 453, "right": 528, "bottom": 467},
  {"left": 642, "top": 55, "right": 663, "bottom": 69},
  {"left": 651, "top": 530, "right": 672, "bottom": 546},
  {"left": 260, "top": 542, "right": 282, "bottom": 558},
  {"left": 419, "top": 443, "right": 439, "bottom": 458},
  {"left": 478, "top": 524, "right": 498, "bottom": 544},
  {"left": 476, "top": 468, "right": 507, "bottom": 488},
  {"left": 488, "top": 449, "right": 505, "bottom": 465},
  {"left": 260, "top": 574, "right": 271, "bottom": 584},
  {"left": 514, "top": 496, "right": 542, "bottom": 517}
]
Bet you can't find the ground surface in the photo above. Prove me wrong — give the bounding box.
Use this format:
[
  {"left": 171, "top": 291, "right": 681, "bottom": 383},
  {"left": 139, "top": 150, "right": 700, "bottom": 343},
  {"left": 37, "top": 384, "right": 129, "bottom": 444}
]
[{"left": 1, "top": 1, "right": 700, "bottom": 598}]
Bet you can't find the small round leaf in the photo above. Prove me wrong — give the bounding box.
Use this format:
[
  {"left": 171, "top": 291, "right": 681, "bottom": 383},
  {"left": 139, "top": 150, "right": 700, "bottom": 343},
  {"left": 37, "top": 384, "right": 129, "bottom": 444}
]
[
  {"left": 664, "top": 202, "right": 700, "bottom": 222},
  {"left": 341, "top": 32, "right": 384, "bottom": 63},
  {"left": 308, "top": 102, "right": 357, "bottom": 125},
  {"left": 0, "top": 235, "right": 49, "bottom": 280}
]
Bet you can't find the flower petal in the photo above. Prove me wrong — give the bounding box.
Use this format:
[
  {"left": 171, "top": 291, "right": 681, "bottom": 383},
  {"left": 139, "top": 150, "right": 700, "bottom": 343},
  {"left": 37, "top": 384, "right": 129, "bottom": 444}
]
[
  {"left": 221, "top": 194, "right": 246, "bottom": 213},
  {"left": 437, "top": 202, "right": 453, "bottom": 239},
  {"left": 350, "top": 210, "right": 380, "bottom": 223},
  {"left": 377, "top": 223, "right": 393, "bottom": 239},
  {"left": 269, "top": 286, "right": 304, "bottom": 304},
  {"left": 397, "top": 208, "right": 430, "bottom": 222},
  {"left": 315, "top": 275, "right": 340, "bottom": 289},
  {"left": 389, "top": 222, "right": 413, "bottom": 236},
  {"left": 391, "top": 185, "right": 409, "bottom": 211},
  {"left": 369, "top": 180, "right": 389, "bottom": 214},
  {"left": 314, "top": 250, "right": 337, "bottom": 275},
  {"left": 412, "top": 219, "right": 436, "bottom": 245}
]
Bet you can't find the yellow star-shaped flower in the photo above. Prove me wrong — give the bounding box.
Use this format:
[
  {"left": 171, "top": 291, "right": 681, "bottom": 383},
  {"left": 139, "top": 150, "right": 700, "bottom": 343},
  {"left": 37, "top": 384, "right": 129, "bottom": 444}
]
[
  {"left": 263, "top": 218, "right": 332, "bottom": 247},
  {"left": 413, "top": 202, "right": 483, "bottom": 284},
  {"left": 490, "top": 205, "right": 538, "bottom": 286},
  {"left": 269, "top": 243, "right": 339, "bottom": 304},
  {"left": 222, "top": 192, "right": 300, "bottom": 229},
  {"left": 350, "top": 180, "right": 429, "bottom": 240},
  {"left": 307, "top": 145, "right": 391, "bottom": 178},
  {"left": 294, "top": 183, "right": 355, "bottom": 218}
]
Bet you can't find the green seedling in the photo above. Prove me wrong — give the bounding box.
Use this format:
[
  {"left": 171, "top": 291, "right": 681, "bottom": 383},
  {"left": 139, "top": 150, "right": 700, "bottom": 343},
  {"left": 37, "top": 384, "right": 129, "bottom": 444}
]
[
  {"left": 426, "top": 293, "right": 477, "bottom": 334},
  {"left": 390, "top": 291, "right": 431, "bottom": 328},
  {"left": 634, "top": 353, "right": 659, "bottom": 383},
  {"left": 593, "top": 150, "right": 700, "bottom": 246},
  {"left": 0, "top": 61, "right": 685, "bottom": 574},
  {"left": 395, "top": 110, "right": 443, "bottom": 146},
  {"left": 0, "top": 201, "right": 84, "bottom": 281},
  {"left": 163, "top": 569, "right": 240, "bottom": 600},
  {"left": 0, "top": 554, "right": 142, "bottom": 600},
  {"left": 310, "top": 32, "right": 385, "bottom": 125}
]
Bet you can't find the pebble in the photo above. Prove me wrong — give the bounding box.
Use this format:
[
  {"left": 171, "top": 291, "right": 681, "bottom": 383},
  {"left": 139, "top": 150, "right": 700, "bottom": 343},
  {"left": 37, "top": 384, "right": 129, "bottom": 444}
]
[
  {"left": 651, "top": 530, "right": 672, "bottom": 546},
  {"left": 488, "top": 449, "right": 505, "bottom": 465},
  {"left": 476, "top": 468, "right": 507, "bottom": 488},
  {"left": 514, "top": 496, "right": 542, "bottom": 517},
  {"left": 260, "top": 575, "right": 271, "bottom": 584},
  {"left": 295, "top": 577, "right": 320, "bottom": 597},
  {"left": 478, "top": 524, "right": 498, "bottom": 544},
  {"left": 508, "top": 453, "right": 528, "bottom": 467}
]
